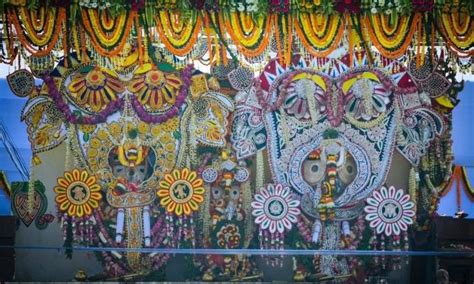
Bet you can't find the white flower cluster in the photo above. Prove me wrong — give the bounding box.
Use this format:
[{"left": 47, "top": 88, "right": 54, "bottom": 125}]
[{"left": 79, "top": 0, "right": 113, "bottom": 9}]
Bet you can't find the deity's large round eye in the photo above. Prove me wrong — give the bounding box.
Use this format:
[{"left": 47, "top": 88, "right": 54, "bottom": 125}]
[
  {"left": 346, "top": 165, "right": 353, "bottom": 174},
  {"left": 229, "top": 185, "right": 240, "bottom": 200},
  {"left": 212, "top": 187, "right": 224, "bottom": 200},
  {"left": 302, "top": 159, "right": 326, "bottom": 186},
  {"left": 112, "top": 166, "right": 125, "bottom": 177},
  {"left": 338, "top": 154, "right": 357, "bottom": 185},
  {"left": 135, "top": 165, "right": 146, "bottom": 180}
]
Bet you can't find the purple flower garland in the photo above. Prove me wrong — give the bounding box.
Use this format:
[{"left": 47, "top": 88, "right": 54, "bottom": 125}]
[
  {"left": 130, "top": 64, "right": 193, "bottom": 124},
  {"left": 44, "top": 75, "right": 124, "bottom": 125}
]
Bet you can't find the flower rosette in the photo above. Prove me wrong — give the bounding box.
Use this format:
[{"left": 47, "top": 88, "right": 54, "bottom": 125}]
[
  {"left": 54, "top": 169, "right": 102, "bottom": 218},
  {"left": 157, "top": 168, "right": 205, "bottom": 246},
  {"left": 157, "top": 168, "right": 205, "bottom": 216},
  {"left": 128, "top": 67, "right": 182, "bottom": 112},
  {"left": 252, "top": 183, "right": 300, "bottom": 234},
  {"left": 214, "top": 222, "right": 242, "bottom": 249},
  {"left": 364, "top": 185, "right": 415, "bottom": 236}
]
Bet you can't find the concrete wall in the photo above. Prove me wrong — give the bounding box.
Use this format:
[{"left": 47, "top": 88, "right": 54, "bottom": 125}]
[{"left": 14, "top": 143, "right": 102, "bottom": 281}]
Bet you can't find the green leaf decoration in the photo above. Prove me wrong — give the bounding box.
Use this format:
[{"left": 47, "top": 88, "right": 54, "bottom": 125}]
[
  {"left": 157, "top": 62, "right": 177, "bottom": 72},
  {"left": 79, "top": 65, "right": 94, "bottom": 74},
  {"left": 173, "top": 131, "right": 181, "bottom": 140}
]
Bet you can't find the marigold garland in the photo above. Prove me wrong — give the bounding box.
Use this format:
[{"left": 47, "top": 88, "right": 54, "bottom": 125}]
[
  {"left": 217, "top": 12, "right": 229, "bottom": 65},
  {"left": 204, "top": 11, "right": 213, "bottom": 63},
  {"left": 7, "top": 6, "right": 64, "bottom": 57},
  {"left": 1, "top": 15, "right": 17, "bottom": 64},
  {"left": 294, "top": 12, "right": 344, "bottom": 57},
  {"left": 364, "top": 13, "right": 421, "bottom": 59},
  {"left": 2, "top": 5, "right": 474, "bottom": 69},
  {"left": 81, "top": 8, "right": 135, "bottom": 57},
  {"left": 154, "top": 10, "right": 202, "bottom": 57},
  {"left": 283, "top": 13, "right": 293, "bottom": 66},
  {"left": 273, "top": 14, "right": 284, "bottom": 65},
  {"left": 82, "top": 9, "right": 129, "bottom": 49},
  {"left": 438, "top": 12, "right": 474, "bottom": 56},
  {"left": 440, "top": 165, "right": 474, "bottom": 201},
  {"left": 17, "top": 7, "right": 62, "bottom": 46},
  {"left": 224, "top": 11, "right": 273, "bottom": 57}
]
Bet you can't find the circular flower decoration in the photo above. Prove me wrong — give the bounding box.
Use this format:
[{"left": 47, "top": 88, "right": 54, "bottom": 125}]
[
  {"left": 157, "top": 168, "right": 205, "bottom": 216},
  {"left": 54, "top": 169, "right": 102, "bottom": 218},
  {"left": 364, "top": 185, "right": 415, "bottom": 236},
  {"left": 215, "top": 223, "right": 241, "bottom": 249},
  {"left": 367, "top": 126, "right": 387, "bottom": 142},
  {"left": 202, "top": 167, "right": 218, "bottom": 184},
  {"left": 251, "top": 183, "right": 300, "bottom": 233},
  {"left": 234, "top": 167, "right": 250, "bottom": 183},
  {"left": 128, "top": 68, "right": 182, "bottom": 112}
]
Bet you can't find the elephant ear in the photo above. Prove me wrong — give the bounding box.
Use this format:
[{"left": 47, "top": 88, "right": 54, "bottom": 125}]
[
  {"left": 231, "top": 87, "right": 267, "bottom": 160},
  {"left": 191, "top": 91, "right": 234, "bottom": 148},
  {"left": 419, "top": 72, "right": 451, "bottom": 98},
  {"left": 397, "top": 107, "right": 444, "bottom": 166},
  {"left": 7, "top": 69, "right": 35, "bottom": 97},
  {"left": 203, "top": 91, "right": 234, "bottom": 112},
  {"left": 21, "top": 96, "right": 67, "bottom": 155}
]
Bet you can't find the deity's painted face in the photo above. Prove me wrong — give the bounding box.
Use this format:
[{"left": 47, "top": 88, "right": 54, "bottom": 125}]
[
  {"left": 301, "top": 147, "right": 358, "bottom": 193},
  {"left": 108, "top": 146, "right": 155, "bottom": 187}
]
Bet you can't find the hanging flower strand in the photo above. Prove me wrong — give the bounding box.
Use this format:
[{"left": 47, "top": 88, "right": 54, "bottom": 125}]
[
  {"left": 130, "top": 64, "right": 193, "bottom": 124},
  {"left": 43, "top": 75, "right": 124, "bottom": 125}
]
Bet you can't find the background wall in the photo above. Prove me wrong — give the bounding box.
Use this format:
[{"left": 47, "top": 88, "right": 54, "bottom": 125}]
[{"left": 14, "top": 143, "right": 102, "bottom": 281}]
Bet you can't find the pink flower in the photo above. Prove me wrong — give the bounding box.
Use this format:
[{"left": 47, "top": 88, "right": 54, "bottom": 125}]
[
  {"left": 335, "top": 0, "right": 361, "bottom": 14},
  {"left": 412, "top": 0, "right": 434, "bottom": 12}
]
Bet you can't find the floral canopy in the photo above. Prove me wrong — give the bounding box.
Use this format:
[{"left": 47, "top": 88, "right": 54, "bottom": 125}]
[{"left": 1, "top": 0, "right": 472, "bottom": 71}]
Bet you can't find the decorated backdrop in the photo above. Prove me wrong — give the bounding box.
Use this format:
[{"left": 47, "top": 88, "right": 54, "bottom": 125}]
[{"left": 2, "top": 0, "right": 472, "bottom": 282}]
